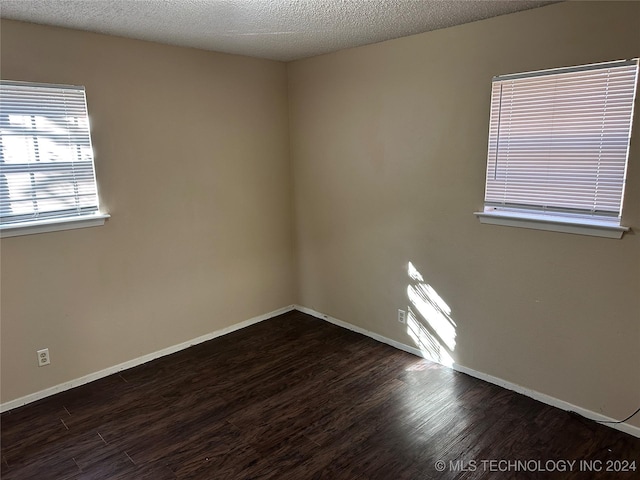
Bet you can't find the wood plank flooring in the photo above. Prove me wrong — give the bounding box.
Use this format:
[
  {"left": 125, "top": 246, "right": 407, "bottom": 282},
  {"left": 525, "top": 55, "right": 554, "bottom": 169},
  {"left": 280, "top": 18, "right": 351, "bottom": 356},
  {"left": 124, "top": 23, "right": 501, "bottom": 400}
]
[{"left": 1, "top": 311, "right": 639, "bottom": 479}]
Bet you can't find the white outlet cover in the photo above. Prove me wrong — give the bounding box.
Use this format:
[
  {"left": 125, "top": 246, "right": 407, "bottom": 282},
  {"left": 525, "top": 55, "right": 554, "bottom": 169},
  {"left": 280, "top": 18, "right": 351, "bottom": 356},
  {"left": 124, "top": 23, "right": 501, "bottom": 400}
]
[{"left": 37, "top": 348, "right": 50, "bottom": 366}]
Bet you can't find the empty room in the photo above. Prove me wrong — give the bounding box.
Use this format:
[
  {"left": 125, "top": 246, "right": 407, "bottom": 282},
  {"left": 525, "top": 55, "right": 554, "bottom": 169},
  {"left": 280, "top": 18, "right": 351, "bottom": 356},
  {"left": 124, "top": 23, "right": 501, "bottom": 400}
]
[{"left": 0, "top": 0, "right": 639, "bottom": 478}]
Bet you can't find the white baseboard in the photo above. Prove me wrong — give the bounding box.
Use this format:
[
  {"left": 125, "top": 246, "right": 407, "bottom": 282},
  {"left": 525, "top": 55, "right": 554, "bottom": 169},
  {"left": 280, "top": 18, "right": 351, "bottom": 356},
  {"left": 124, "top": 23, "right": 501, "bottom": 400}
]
[
  {"left": 0, "top": 304, "right": 295, "bottom": 413},
  {"left": 450, "top": 364, "right": 640, "bottom": 438},
  {"left": 294, "top": 305, "right": 640, "bottom": 439},
  {"left": 295, "top": 304, "right": 424, "bottom": 357}
]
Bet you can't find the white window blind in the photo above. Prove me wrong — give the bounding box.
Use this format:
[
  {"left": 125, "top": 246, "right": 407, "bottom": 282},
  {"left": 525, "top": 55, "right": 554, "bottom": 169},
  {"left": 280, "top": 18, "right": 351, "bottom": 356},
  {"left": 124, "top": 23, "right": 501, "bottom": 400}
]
[
  {"left": 0, "top": 81, "right": 102, "bottom": 228},
  {"left": 483, "top": 59, "right": 638, "bottom": 225}
]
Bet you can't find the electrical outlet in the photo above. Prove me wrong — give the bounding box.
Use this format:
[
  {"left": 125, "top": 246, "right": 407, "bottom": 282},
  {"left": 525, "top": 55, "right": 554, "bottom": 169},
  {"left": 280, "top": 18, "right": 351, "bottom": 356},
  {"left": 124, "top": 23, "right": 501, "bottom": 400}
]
[
  {"left": 398, "top": 309, "right": 406, "bottom": 324},
  {"left": 37, "top": 348, "right": 50, "bottom": 367}
]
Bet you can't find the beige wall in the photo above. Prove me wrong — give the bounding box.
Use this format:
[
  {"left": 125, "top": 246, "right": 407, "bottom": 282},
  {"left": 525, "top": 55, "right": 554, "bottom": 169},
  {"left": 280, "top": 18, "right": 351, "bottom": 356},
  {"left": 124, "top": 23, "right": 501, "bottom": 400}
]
[
  {"left": 288, "top": 1, "right": 640, "bottom": 428},
  {"left": 0, "top": 20, "right": 295, "bottom": 403}
]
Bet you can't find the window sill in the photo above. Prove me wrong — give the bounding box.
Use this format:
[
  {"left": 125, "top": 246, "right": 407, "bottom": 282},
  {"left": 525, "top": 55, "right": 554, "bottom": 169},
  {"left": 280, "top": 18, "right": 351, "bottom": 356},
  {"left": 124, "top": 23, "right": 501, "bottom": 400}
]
[
  {"left": 474, "top": 211, "right": 629, "bottom": 239},
  {"left": 0, "top": 213, "right": 110, "bottom": 238}
]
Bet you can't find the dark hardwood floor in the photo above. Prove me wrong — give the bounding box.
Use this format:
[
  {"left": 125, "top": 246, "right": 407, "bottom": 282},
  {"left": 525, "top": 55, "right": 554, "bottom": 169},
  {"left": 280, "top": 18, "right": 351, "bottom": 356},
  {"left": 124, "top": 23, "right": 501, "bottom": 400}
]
[{"left": 1, "top": 311, "right": 638, "bottom": 479}]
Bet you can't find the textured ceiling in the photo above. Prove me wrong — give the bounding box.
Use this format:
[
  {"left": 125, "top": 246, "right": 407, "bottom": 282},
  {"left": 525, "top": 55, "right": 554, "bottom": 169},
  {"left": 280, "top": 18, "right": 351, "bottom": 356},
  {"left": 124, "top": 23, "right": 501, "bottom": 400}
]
[{"left": 0, "top": 0, "right": 557, "bottom": 61}]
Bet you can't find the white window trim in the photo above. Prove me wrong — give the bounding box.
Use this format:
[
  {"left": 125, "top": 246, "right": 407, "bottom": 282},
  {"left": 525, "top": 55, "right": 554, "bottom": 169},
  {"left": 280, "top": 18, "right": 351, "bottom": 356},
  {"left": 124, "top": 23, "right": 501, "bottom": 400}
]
[
  {"left": 474, "top": 210, "right": 628, "bottom": 239},
  {"left": 477, "top": 58, "right": 638, "bottom": 239},
  {"left": 0, "top": 213, "right": 110, "bottom": 238},
  {"left": 1, "top": 80, "right": 108, "bottom": 236}
]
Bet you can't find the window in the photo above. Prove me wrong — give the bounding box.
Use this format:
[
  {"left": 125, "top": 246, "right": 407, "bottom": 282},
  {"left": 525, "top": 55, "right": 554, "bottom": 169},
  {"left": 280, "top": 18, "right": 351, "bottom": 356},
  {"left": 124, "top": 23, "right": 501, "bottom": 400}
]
[
  {"left": 475, "top": 59, "right": 638, "bottom": 238},
  {"left": 0, "top": 80, "right": 108, "bottom": 238}
]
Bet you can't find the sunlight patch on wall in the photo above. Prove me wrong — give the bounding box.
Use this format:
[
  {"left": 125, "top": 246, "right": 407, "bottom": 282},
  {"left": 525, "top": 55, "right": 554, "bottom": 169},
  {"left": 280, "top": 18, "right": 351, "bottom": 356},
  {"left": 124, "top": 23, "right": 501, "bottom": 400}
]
[{"left": 406, "top": 262, "right": 457, "bottom": 367}]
